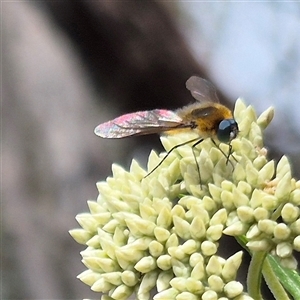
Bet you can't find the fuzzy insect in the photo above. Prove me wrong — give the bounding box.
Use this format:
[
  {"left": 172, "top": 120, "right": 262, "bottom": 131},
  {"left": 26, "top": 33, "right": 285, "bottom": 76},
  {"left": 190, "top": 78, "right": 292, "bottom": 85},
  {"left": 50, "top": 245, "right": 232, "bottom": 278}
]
[{"left": 95, "top": 76, "right": 239, "bottom": 179}]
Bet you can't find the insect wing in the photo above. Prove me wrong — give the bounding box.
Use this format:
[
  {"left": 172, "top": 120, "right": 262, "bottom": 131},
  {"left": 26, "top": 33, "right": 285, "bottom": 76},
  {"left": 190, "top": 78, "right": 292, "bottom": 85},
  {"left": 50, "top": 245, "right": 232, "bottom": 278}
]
[
  {"left": 94, "top": 109, "right": 187, "bottom": 138},
  {"left": 186, "top": 76, "right": 219, "bottom": 103}
]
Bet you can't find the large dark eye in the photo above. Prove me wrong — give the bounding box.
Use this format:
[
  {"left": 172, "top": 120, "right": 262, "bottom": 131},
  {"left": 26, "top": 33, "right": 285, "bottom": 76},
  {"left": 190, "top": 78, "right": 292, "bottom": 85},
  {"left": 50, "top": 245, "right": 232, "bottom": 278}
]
[{"left": 217, "top": 119, "right": 238, "bottom": 143}]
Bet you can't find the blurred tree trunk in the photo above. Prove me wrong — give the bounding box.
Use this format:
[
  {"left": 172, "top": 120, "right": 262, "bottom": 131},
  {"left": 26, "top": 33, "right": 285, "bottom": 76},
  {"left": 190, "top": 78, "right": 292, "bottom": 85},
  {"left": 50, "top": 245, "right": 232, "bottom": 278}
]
[
  {"left": 3, "top": 2, "right": 230, "bottom": 299},
  {"left": 45, "top": 1, "right": 212, "bottom": 110}
]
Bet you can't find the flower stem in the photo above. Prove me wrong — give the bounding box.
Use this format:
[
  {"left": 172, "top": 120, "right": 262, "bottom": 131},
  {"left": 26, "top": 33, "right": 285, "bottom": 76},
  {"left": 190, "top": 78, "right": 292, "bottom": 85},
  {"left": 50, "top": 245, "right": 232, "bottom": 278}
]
[{"left": 247, "top": 251, "right": 266, "bottom": 300}]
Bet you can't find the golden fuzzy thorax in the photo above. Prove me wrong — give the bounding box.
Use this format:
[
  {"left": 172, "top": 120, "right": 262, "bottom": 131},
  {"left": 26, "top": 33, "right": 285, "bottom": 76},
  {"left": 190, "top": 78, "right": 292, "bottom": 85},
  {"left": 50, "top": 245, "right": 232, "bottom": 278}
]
[{"left": 172, "top": 102, "right": 233, "bottom": 139}]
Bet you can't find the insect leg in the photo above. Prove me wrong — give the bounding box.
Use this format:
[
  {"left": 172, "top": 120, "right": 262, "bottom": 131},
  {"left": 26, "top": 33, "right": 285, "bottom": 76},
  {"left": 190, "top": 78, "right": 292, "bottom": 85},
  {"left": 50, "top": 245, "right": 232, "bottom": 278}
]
[
  {"left": 210, "top": 139, "right": 237, "bottom": 170},
  {"left": 191, "top": 138, "right": 204, "bottom": 187},
  {"left": 145, "top": 137, "right": 200, "bottom": 178},
  {"left": 227, "top": 144, "right": 238, "bottom": 163}
]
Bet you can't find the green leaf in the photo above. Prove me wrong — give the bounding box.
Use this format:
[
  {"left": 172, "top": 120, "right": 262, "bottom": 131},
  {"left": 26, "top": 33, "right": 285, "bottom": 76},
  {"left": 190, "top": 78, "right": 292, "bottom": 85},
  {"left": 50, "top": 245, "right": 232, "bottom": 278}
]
[{"left": 267, "top": 255, "right": 300, "bottom": 299}]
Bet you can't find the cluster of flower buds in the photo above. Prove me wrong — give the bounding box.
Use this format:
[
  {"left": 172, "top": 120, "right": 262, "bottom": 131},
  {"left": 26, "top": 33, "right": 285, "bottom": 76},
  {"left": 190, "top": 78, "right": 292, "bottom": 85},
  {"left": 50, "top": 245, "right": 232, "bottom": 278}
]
[{"left": 70, "top": 99, "right": 300, "bottom": 300}]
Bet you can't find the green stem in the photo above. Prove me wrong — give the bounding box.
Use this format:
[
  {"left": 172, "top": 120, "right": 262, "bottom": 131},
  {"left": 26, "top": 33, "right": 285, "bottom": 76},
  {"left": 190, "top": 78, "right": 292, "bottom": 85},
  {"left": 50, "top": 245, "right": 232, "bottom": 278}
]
[
  {"left": 247, "top": 251, "right": 267, "bottom": 300},
  {"left": 271, "top": 203, "right": 284, "bottom": 221},
  {"left": 238, "top": 235, "right": 293, "bottom": 299}
]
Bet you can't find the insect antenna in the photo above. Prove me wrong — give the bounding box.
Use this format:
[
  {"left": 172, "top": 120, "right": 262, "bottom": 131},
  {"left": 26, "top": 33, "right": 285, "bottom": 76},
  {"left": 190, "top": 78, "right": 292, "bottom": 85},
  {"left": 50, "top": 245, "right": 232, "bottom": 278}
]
[{"left": 144, "top": 137, "right": 200, "bottom": 178}]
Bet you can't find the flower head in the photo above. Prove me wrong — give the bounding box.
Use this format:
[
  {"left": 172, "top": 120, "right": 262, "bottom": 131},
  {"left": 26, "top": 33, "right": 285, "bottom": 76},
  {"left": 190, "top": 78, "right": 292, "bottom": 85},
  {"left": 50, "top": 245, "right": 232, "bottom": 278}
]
[{"left": 70, "top": 99, "right": 300, "bottom": 300}]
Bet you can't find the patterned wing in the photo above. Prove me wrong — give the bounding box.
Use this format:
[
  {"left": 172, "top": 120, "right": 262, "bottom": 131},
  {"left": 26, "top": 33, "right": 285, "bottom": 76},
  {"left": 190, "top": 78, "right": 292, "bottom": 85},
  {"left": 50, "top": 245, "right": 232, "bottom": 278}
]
[
  {"left": 186, "top": 76, "right": 219, "bottom": 103},
  {"left": 94, "top": 109, "right": 189, "bottom": 138}
]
